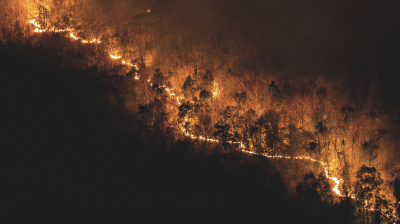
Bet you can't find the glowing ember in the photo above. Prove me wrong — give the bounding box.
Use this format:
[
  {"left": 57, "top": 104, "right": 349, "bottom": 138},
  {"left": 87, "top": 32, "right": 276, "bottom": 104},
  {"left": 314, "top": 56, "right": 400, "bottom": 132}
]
[
  {"left": 90, "top": 39, "right": 101, "bottom": 43},
  {"left": 212, "top": 82, "right": 219, "bottom": 97},
  {"left": 110, "top": 54, "right": 121, "bottom": 59},
  {"left": 28, "top": 13, "right": 394, "bottom": 216},
  {"left": 324, "top": 165, "right": 343, "bottom": 196},
  {"left": 70, "top": 33, "right": 79, "bottom": 40},
  {"left": 29, "top": 18, "right": 46, "bottom": 33}
]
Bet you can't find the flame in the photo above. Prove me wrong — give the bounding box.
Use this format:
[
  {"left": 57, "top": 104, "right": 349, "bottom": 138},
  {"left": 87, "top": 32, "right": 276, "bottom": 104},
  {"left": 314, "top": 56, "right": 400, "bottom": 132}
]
[
  {"left": 212, "top": 82, "right": 219, "bottom": 97},
  {"left": 29, "top": 18, "right": 46, "bottom": 33},
  {"left": 90, "top": 39, "right": 101, "bottom": 43},
  {"left": 30, "top": 15, "right": 99, "bottom": 43},
  {"left": 29, "top": 13, "right": 397, "bottom": 219},
  {"left": 70, "top": 33, "right": 79, "bottom": 40},
  {"left": 324, "top": 165, "right": 343, "bottom": 196},
  {"left": 30, "top": 17, "right": 73, "bottom": 33},
  {"left": 34, "top": 28, "right": 46, "bottom": 33},
  {"left": 110, "top": 54, "right": 121, "bottom": 59}
]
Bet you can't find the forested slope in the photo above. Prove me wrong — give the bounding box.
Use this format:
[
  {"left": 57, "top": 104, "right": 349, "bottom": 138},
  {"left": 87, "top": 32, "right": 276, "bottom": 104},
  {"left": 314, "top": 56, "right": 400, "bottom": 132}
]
[{"left": 2, "top": 0, "right": 400, "bottom": 223}]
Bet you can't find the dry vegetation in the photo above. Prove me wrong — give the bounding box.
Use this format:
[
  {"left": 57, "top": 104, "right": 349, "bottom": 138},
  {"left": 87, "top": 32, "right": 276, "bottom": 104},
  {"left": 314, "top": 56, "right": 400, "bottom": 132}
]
[{"left": 2, "top": 0, "right": 399, "bottom": 222}]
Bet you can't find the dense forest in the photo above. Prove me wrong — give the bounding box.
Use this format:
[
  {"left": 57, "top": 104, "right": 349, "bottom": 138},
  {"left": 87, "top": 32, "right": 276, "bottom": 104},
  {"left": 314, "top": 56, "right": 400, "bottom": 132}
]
[{"left": 2, "top": 0, "right": 400, "bottom": 223}]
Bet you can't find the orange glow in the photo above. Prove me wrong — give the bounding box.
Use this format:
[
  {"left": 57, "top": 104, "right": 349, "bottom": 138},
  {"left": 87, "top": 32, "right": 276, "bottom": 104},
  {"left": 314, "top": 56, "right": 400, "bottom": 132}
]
[
  {"left": 90, "top": 39, "right": 101, "bottom": 43},
  {"left": 70, "top": 33, "right": 79, "bottom": 40},
  {"left": 28, "top": 11, "right": 394, "bottom": 215},
  {"left": 29, "top": 18, "right": 46, "bottom": 33},
  {"left": 212, "top": 82, "right": 219, "bottom": 97},
  {"left": 110, "top": 54, "right": 121, "bottom": 59}
]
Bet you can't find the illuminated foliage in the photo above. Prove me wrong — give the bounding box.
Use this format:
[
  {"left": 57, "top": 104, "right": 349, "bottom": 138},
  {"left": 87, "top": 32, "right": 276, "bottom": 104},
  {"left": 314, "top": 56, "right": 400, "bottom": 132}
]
[
  {"left": 234, "top": 92, "right": 247, "bottom": 105},
  {"left": 2, "top": 1, "right": 399, "bottom": 221},
  {"left": 354, "top": 165, "right": 398, "bottom": 222},
  {"left": 354, "top": 166, "right": 383, "bottom": 208},
  {"left": 358, "top": 141, "right": 379, "bottom": 166}
]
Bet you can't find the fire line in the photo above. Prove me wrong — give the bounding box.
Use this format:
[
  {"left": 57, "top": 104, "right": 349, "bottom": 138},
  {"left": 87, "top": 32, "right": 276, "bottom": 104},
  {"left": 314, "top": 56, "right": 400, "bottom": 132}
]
[{"left": 27, "top": 14, "right": 394, "bottom": 218}]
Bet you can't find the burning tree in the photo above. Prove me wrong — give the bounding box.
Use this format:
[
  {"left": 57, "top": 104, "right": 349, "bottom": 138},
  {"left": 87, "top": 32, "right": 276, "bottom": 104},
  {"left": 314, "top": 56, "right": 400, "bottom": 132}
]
[{"left": 354, "top": 165, "right": 397, "bottom": 223}]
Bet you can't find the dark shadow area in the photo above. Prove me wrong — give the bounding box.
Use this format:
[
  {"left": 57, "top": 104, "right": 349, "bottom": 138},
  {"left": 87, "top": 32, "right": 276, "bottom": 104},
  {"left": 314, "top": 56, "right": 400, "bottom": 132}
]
[
  {"left": 1, "top": 34, "right": 395, "bottom": 223},
  {"left": 1, "top": 41, "right": 299, "bottom": 222}
]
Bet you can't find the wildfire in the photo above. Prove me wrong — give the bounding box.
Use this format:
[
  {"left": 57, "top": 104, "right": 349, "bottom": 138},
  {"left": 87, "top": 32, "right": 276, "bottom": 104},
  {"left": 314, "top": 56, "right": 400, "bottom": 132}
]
[
  {"left": 30, "top": 18, "right": 74, "bottom": 33},
  {"left": 70, "top": 33, "right": 79, "bottom": 40},
  {"left": 237, "top": 147, "right": 345, "bottom": 197},
  {"left": 90, "top": 39, "right": 101, "bottom": 44},
  {"left": 212, "top": 82, "right": 219, "bottom": 97},
  {"left": 324, "top": 165, "right": 343, "bottom": 196},
  {"left": 110, "top": 54, "right": 121, "bottom": 59},
  {"left": 30, "top": 18, "right": 46, "bottom": 33},
  {"left": 69, "top": 33, "right": 101, "bottom": 44},
  {"left": 122, "top": 61, "right": 137, "bottom": 67},
  {"left": 30, "top": 14, "right": 101, "bottom": 44},
  {"left": 28, "top": 13, "right": 397, "bottom": 218},
  {"left": 27, "top": 14, "right": 348, "bottom": 199},
  {"left": 156, "top": 78, "right": 346, "bottom": 200},
  {"left": 51, "top": 27, "right": 73, "bottom": 33}
]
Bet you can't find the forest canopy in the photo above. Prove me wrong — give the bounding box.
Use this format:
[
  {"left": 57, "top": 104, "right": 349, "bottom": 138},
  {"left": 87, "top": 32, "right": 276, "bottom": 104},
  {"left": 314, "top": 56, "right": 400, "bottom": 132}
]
[{"left": 2, "top": 0, "right": 400, "bottom": 223}]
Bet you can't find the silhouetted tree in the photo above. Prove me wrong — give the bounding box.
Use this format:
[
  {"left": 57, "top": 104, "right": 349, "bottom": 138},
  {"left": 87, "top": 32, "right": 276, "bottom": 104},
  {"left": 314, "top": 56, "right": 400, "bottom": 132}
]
[
  {"left": 213, "top": 122, "right": 232, "bottom": 153},
  {"left": 296, "top": 173, "right": 333, "bottom": 220},
  {"left": 330, "top": 197, "right": 357, "bottom": 224}
]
